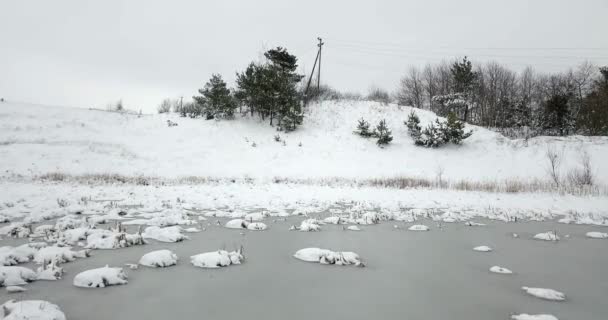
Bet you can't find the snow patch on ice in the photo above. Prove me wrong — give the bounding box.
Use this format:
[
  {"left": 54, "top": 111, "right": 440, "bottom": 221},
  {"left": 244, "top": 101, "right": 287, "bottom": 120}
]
[
  {"left": 190, "top": 249, "right": 244, "bottom": 268},
  {"left": 511, "top": 314, "right": 558, "bottom": 320},
  {"left": 473, "top": 246, "right": 492, "bottom": 252},
  {"left": 73, "top": 266, "right": 128, "bottom": 288},
  {"left": 533, "top": 231, "right": 560, "bottom": 241},
  {"left": 490, "top": 266, "right": 512, "bottom": 274},
  {"left": 586, "top": 231, "right": 608, "bottom": 239},
  {"left": 293, "top": 248, "right": 363, "bottom": 266},
  {"left": 139, "top": 250, "right": 178, "bottom": 268},
  {"left": 0, "top": 300, "right": 66, "bottom": 320},
  {"left": 521, "top": 286, "right": 566, "bottom": 301},
  {"left": 408, "top": 224, "right": 429, "bottom": 231}
]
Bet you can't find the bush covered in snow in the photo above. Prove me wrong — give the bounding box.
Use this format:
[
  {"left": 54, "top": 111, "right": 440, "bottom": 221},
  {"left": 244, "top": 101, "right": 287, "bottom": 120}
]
[
  {"left": 0, "top": 266, "right": 37, "bottom": 286},
  {"left": 73, "top": 266, "right": 128, "bottom": 288},
  {"left": 407, "top": 111, "right": 472, "bottom": 147},
  {"left": 293, "top": 248, "right": 363, "bottom": 266},
  {"left": 521, "top": 286, "right": 566, "bottom": 301},
  {"left": 139, "top": 250, "right": 178, "bottom": 268},
  {"left": 1, "top": 300, "right": 66, "bottom": 320},
  {"left": 142, "top": 226, "right": 188, "bottom": 242},
  {"left": 190, "top": 248, "right": 244, "bottom": 268}
]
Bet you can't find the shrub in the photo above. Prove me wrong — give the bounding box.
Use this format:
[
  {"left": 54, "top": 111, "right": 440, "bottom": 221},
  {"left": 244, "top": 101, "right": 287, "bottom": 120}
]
[
  {"left": 374, "top": 119, "right": 393, "bottom": 146},
  {"left": 354, "top": 118, "right": 373, "bottom": 137},
  {"left": 367, "top": 87, "right": 391, "bottom": 104},
  {"left": 567, "top": 150, "right": 594, "bottom": 187},
  {"left": 405, "top": 111, "right": 423, "bottom": 145},
  {"left": 157, "top": 99, "right": 172, "bottom": 114},
  {"left": 412, "top": 112, "right": 472, "bottom": 147}
]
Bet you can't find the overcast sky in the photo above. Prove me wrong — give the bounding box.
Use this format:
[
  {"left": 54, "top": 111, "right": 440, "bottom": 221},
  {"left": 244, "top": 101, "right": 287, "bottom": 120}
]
[{"left": 1, "top": 0, "right": 607, "bottom": 112}]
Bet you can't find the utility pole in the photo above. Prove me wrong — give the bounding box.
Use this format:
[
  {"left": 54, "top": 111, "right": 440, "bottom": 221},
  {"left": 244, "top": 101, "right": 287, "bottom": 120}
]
[
  {"left": 317, "top": 37, "right": 324, "bottom": 93},
  {"left": 304, "top": 37, "right": 324, "bottom": 106}
]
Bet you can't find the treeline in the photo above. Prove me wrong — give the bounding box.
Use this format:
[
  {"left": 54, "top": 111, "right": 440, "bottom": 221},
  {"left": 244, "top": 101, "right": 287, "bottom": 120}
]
[
  {"left": 396, "top": 59, "right": 608, "bottom": 136},
  {"left": 160, "top": 47, "right": 305, "bottom": 132}
]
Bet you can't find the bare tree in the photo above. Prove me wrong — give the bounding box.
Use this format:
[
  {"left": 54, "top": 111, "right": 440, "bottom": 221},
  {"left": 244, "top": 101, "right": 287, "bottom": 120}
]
[
  {"left": 545, "top": 146, "right": 563, "bottom": 187},
  {"left": 567, "top": 149, "right": 594, "bottom": 187},
  {"left": 397, "top": 66, "right": 424, "bottom": 108}
]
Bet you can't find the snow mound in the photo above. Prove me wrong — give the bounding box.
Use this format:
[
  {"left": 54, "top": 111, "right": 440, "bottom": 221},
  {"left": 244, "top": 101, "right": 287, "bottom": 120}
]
[
  {"left": 408, "top": 224, "right": 429, "bottom": 231},
  {"left": 294, "top": 248, "right": 363, "bottom": 266},
  {"left": 225, "top": 219, "right": 249, "bottom": 229},
  {"left": 586, "top": 231, "right": 608, "bottom": 239},
  {"left": 36, "top": 261, "right": 64, "bottom": 281},
  {"left": 521, "top": 287, "right": 566, "bottom": 301},
  {"left": 33, "top": 246, "right": 89, "bottom": 264},
  {"left": 190, "top": 249, "right": 244, "bottom": 268},
  {"left": 533, "top": 232, "right": 560, "bottom": 241},
  {"left": 347, "top": 225, "right": 361, "bottom": 231},
  {"left": 139, "top": 250, "right": 178, "bottom": 268},
  {"left": 511, "top": 314, "right": 558, "bottom": 320},
  {"left": 473, "top": 246, "right": 492, "bottom": 252},
  {"left": 0, "top": 266, "right": 38, "bottom": 286},
  {"left": 73, "top": 266, "right": 128, "bottom": 288},
  {"left": 246, "top": 222, "right": 268, "bottom": 231},
  {"left": 290, "top": 219, "right": 321, "bottom": 232},
  {"left": 490, "top": 266, "right": 513, "bottom": 274},
  {"left": 85, "top": 229, "right": 146, "bottom": 249},
  {"left": 0, "top": 243, "right": 41, "bottom": 266},
  {"left": 142, "top": 226, "right": 188, "bottom": 242},
  {"left": 323, "top": 216, "right": 347, "bottom": 224},
  {"left": 1, "top": 300, "right": 66, "bottom": 320},
  {"left": 6, "top": 285, "right": 27, "bottom": 293}
]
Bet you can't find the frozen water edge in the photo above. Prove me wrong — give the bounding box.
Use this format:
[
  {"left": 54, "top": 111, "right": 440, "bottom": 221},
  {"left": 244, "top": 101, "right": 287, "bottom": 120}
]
[
  {"left": 1, "top": 217, "right": 606, "bottom": 320},
  {"left": 1, "top": 181, "right": 608, "bottom": 225}
]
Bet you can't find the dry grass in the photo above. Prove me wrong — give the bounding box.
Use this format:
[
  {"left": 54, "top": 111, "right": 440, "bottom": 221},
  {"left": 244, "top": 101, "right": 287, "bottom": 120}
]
[{"left": 33, "top": 172, "right": 608, "bottom": 196}]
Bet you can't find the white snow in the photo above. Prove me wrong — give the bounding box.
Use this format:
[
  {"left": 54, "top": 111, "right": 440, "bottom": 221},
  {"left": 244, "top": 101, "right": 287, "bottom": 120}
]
[
  {"left": 190, "top": 249, "right": 244, "bottom": 268},
  {"left": 521, "top": 287, "right": 566, "bottom": 301},
  {"left": 489, "top": 266, "right": 513, "bottom": 274},
  {"left": 139, "top": 249, "right": 178, "bottom": 268},
  {"left": 6, "top": 285, "right": 27, "bottom": 293},
  {"left": 346, "top": 225, "right": 361, "bottom": 231},
  {"left": 246, "top": 222, "right": 268, "bottom": 231},
  {"left": 142, "top": 226, "right": 188, "bottom": 242},
  {"left": 84, "top": 229, "right": 146, "bottom": 249},
  {"left": 473, "top": 246, "right": 492, "bottom": 252},
  {"left": 533, "top": 232, "right": 560, "bottom": 241},
  {"left": 586, "top": 231, "right": 608, "bottom": 239},
  {"left": 0, "top": 300, "right": 66, "bottom": 320},
  {"left": 0, "top": 266, "right": 37, "bottom": 286},
  {"left": 0, "top": 243, "right": 40, "bottom": 266},
  {"left": 408, "top": 224, "right": 429, "bottom": 231},
  {"left": 511, "top": 314, "right": 558, "bottom": 320},
  {"left": 33, "top": 246, "right": 89, "bottom": 264},
  {"left": 4, "top": 100, "right": 608, "bottom": 185},
  {"left": 293, "top": 248, "right": 363, "bottom": 266},
  {"left": 225, "top": 219, "right": 249, "bottom": 229},
  {"left": 291, "top": 219, "right": 321, "bottom": 232},
  {"left": 73, "top": 265, "right": 128, "bottom": 288}
]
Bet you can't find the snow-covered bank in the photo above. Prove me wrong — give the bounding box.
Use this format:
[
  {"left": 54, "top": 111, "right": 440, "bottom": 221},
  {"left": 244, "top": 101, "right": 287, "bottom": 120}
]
[
  {"left": 2, "top": 101, "right": 608, "bottom": 185},
  {"left": 1, "top": 181, "right": 607, "bottom": 225}
]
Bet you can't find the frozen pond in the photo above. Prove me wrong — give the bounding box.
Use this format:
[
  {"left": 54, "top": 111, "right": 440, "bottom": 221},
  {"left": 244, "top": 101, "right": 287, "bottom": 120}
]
[{"left": 4, "top": 218, "right": 608, "bottom": 320}]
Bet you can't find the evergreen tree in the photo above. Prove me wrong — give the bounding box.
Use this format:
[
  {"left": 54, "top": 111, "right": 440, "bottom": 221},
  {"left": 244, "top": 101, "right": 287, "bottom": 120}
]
[
  {"left": 235, "top": 47, "right": 304, "bottom": 131},
  {"left": 445, "top": 112, "right": 473, "bottom": 144},
  {"left": 578, "top": 67, "right": 608, "bottom": 135},
  {"left": 355, "top": 118, "right": 373, "bottom": 137},
  {"left": 374, "top": 119, "right": 393, "bottom": 145},
  {"left": 541, "top": 93, "right": 573, "bottom": 136},
  {"left": 405, "top": 111, "right": 423, "bottom": 144},
  {"left": 431, "top": 57, "right": 477, "bottom": 122},
  {"left": 193, "top": 74, "right": 237, "bottom": 120}
]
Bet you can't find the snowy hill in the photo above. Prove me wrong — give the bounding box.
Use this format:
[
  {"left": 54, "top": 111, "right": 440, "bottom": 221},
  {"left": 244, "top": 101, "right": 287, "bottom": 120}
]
[{"left": 1, "top": 100, "right": 608, "bottom": 185}]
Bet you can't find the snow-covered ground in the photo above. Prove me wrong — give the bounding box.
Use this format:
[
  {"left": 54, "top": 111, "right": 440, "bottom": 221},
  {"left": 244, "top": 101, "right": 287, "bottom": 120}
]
[
  {"left": 1, "top": 100, "right": 608, "bottom": 184},
  {"left": 1, "top": 100, "right": 607, "bottom": 320}
]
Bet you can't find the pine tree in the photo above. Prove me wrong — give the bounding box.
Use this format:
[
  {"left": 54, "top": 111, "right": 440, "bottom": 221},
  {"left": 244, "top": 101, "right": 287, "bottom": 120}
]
[
  {"left": 374, "top": 119, "right": 393, "bottom": 146},
  {"left": 445, "top": 112, "right": 473, "bottom": 144},
  {"left": 405, "top": 111, "right": 423, "bottom": 144},
  {"left": 578, "top": 67, "right": 608, "bottom": 135},
  {"left": 194, "top": 74, "right": 237, "bottom": 120},
  {"left": 355, "top": 118, "right": 373, "bottom": 137},
  {"left": 541, "top": 93, "right": 573, "bottom": 136}
]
